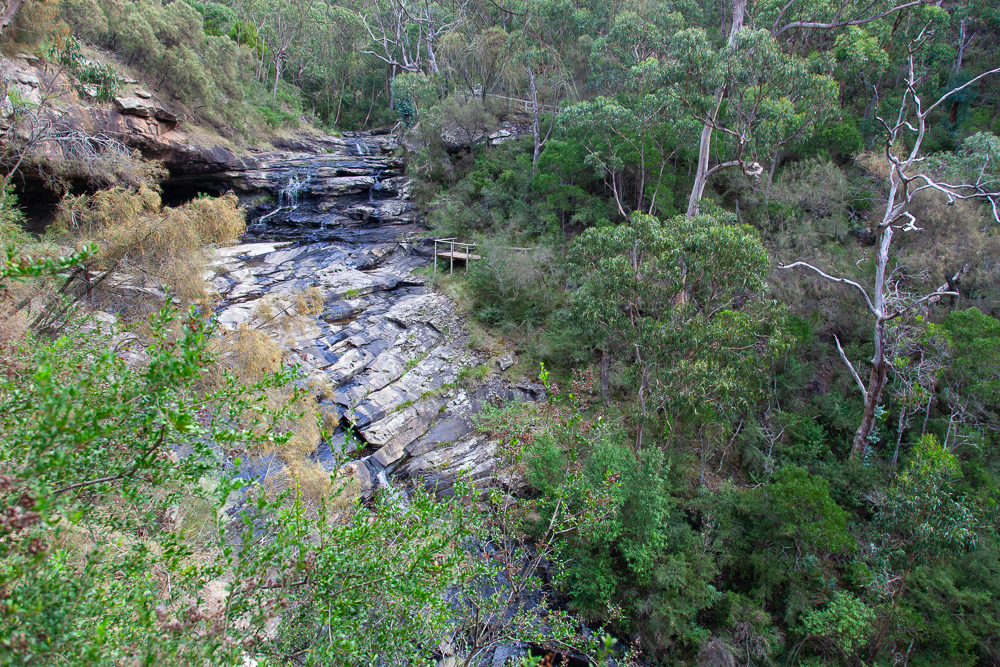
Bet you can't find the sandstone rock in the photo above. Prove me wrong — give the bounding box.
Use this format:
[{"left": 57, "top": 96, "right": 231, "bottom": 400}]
[
  {"left": 406, "top": 415, "right": 473, "bottom": 456},
  {"left": 340, "top": 459, "right": 374, "bottom": 496},
  {"left": 134, "top": 89, "right": 152, "bottom": 99},
  {"left": 440, "top": 123, "right": 487, "bottom": 152},
  {"left": 363, "top": 399, "right": 446, "bottom": 467},
  {"left": 497, "top": 353, "right": 514, "bottom": 371},
  {"left": 405, "top": 435, "right": 497, "bottom": 496},
  {"left": 112, "top": 96, "right": 155, "bottom": 117},
  {"left": 1, "top": 61, "right": 41, "bottom": 105},
  {"left": 318, "top": 175, "right": 376, "bottom": 195},
  {"left": 492, "top": 644, "right": 526, "bottom": 667},
  {"left": 326, "top": 347, "right": 375, "bottom": 385}
]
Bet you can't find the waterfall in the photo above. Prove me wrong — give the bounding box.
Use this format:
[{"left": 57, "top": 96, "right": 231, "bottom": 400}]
[
  {"left": 279, "top": 172, "right": 307, "bottom": 207},
  {"left": 369, "top": 169, "right": 382, "bottom": 203},
  {"left": 355, "top": 141, "right": 368, "bottom": 156},
  {"left": 253, "top": 173, "right": 306, "bottom": 228},
  {"left": 375, "top": 469, "right": 408, "bottom": 507}
]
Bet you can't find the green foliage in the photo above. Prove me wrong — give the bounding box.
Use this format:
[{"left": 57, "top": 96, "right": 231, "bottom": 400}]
[
  {"left": 51, "top": 36, "right": 123, "bottom": 103},
  {"left": 0, "top": 244, "right": 96, "bottom": 289},
  {"left": 571, "top": 212, "right": 789, "bottom": 427},
  {"left": 62, "top": 0, "right": 252, "bottom": 124},
  {"left": 940, "top": 307, "right": 1000, "bottom": 410},
  {"left": 663, "top": 27, "right": 840, "bottom": 171},
  {"left": 183, "top": 0, "right": 236, "bottom": 36},
  {"left": 559, "top": 94, "right": 679, "bottom": 217},
  {"left": 800, "top": 591, "right": 874, "bottom": 656},
  {"left": 523, "top": 419, "right": 718, "bottom": 657},
  {"left": 0, "top": 304, "right": 293, "bottom": 663},
  {"left": 767, "top": 466, "right": 854, "bottom": 556},
  {"left": 803, "top": 119, "right": 864, "bottom": 161},
  {"left": 0, "top": 302, "right": 492, "bottom": 665},
  {"left": 390, "top": 72, "right": 437, "bottom": 127},
  {"left": 878, "top": 435, "right": 980, "bottom": 570}
]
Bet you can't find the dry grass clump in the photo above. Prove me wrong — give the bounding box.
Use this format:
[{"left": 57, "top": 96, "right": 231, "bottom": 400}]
[
  {"left": 287, "top": 463, "right": 360, "bottom": 510},
  {"left": 295, "top": 287, "right": 325, "bottom": 316},
  {"left": 38, "top": 134, "right": 168, "bottom": 192},
  {"left": 248, "top": 288, "right": 326, "bottom": 340},
  {"left": 51, "top": 186, "right": 246, "bottom": 308},
  {"left": 206, "top": 324, "right": 285, "bottom": 388},
  {"left": 204, "top": 324, "right": 348, "bottom": 500}
]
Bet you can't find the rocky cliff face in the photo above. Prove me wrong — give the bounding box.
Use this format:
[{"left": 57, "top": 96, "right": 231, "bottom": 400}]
[
  {"left": 209, "top": 238, "right": 534, "bottom": 499},
  {"left": 3, "top": 52, "right": 534, "bottom": 499},
  {"left": 228, "top": 134, "right": 420, "bottom": 241}
]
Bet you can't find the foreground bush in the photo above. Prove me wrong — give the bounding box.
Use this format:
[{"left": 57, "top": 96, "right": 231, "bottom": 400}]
[{"left": 0, "top": 301, "right": 473, "bottom": 665}]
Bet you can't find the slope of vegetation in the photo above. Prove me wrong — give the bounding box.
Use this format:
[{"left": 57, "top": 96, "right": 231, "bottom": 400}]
[{"left": 2, "top": 0, "right": 1000, "bottom": 666}]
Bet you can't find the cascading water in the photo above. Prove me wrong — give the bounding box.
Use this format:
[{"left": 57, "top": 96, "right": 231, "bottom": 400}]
[
  {"left": 279, "top": 172, "right": 307, "bottom": 207},
  {"left": 239, "top": 132, "right": 416, "bottom": 243},
  {"left": 251, "top": 172, "right": 308, "bottom": 230}
]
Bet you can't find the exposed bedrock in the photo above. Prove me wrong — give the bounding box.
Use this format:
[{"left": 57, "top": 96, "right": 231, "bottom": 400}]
[
  {"left": 2, "top": 51, "right": 527, "bottom": 499},
  {"left": 210, "top": 237, "right": 540, "bottom": 500},
  {"left": 1, "top": 55, "right": 417, "bottom": 239}
]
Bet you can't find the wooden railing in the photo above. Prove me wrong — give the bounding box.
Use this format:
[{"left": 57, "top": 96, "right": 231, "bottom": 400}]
[
  {"left": 432, "top": 238, "right": 532, "bottom": 275},
  {"left": 451, "top": 90, "right": 562, "bottom": 115}
]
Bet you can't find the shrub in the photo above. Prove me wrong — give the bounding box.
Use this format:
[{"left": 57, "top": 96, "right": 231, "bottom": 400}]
[
  {"left": 50, "top": 187, "right": 245, "bottom": 311},
  {"left": 800, "top": 591, "right": 875, "bottom": 656},
  {"left": 61, "top": 0, "right": 259, "bottom": 125},
  {"left": 0, "top": 301, "right": 476, "bottom": 664}
]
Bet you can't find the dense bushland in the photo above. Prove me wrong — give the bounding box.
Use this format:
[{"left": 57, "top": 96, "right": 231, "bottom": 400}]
[{"left": 3, "top": 0, "right": 1000, "bottom": 665}]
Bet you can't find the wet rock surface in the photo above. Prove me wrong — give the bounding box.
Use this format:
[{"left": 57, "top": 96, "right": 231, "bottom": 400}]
[
  {"left": 208, "top": 135, "right": 541, "bottom": 498},
  {"left": 231, "top": 133, "right": 420, "bottom": 242},
  {"left": 211, "top": 236, "right": 523, "bottom": 498}
]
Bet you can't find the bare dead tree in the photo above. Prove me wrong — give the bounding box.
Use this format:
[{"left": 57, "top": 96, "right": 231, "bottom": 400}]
[
  {"left": 782, "top": 30, "right": 1000, "bottom": 460},
  {"left": 360, "top": 0, "right": 469, "bottom": 74}
]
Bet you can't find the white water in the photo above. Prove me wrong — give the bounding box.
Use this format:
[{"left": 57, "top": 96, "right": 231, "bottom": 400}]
[{"left": 279, "top": 172, "right": 307, "bottom": 207}]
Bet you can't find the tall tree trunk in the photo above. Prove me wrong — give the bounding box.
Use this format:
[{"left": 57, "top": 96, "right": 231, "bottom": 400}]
[
  {"left": 389, "top": 64, "right": 396, "bottom": 111},
  {"left": 426, "top": 34, "right": 440, "bottom": 74},
  {"left": 686, "top": 93, "right": 723, "bottom": 217},
  {"left": 272, "top": 56, "right": 282, "bottom": 100},
  {"left": 954, "top": 19, "right": 966, "bottom": 78},
  {"left": 335, "top": 78, "right": 346, "bottom": 127},
  {"left": 600, "top": 349, "right": 611, "bottom": 404},
  {"left": 686, "top": 0, "right": 747, "bottom": 218},
  {"left": 527, "top": 66, "right": 541, "bottom": 172},
  {"left": 851, "top": 225, "right": 894, "bottom": 459}
]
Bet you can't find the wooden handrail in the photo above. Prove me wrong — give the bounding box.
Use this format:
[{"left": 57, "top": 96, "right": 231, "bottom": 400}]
[{"left": 432, "top": 238, "right": 535, "bottom": 276}]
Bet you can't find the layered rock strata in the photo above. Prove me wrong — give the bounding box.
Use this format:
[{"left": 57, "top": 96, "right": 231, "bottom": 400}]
[{"left": 210, "top": 238, "right": 516, "bottom": 498}]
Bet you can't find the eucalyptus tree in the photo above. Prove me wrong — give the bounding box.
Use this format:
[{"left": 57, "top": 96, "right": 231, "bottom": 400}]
[
  {"left": 558, "top": 5, "right": 683, "bottom": 218},
  {"left": 290, "top": 3, "right": 367, "bottom": 124},
  {"left": 676, "top": 0, "right": 944, "bottom": 218},
  {"left": 783, "top": 24, "right": 1000, "bottom": 460},
  {"left": 571, "top": 212, "right": 788, "bottom": 449},
  {"left": 559, "top": 93, "right": 678, "bottom": 218},
  {"left": 508, "top": 3, "right": 576, "bottom": 170},
  {"left": 666, "top": 25, "right": 839, "bottom": 216},
  {"left": 867, "top": 434, "right": 980, "bottom": 660},
  {"left": 359, "top": 0, "right": 469, "bottom": 75}
]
